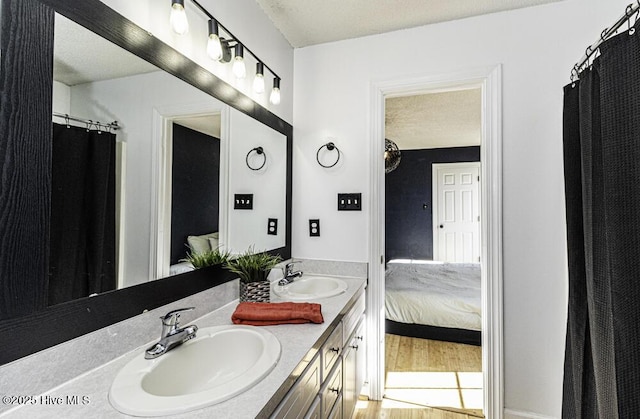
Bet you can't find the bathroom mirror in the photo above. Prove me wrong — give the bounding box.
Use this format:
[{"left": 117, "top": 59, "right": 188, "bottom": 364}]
[{"left": 0, "top": 0, "right": 292, "bottom": 364}]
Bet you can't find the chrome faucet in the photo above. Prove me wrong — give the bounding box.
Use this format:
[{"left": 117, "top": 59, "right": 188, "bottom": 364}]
[
  {"left": 145, "top": 307, "right": 198, "bottom": 359},
  {"left": 278, "top": 262, "right": 303, "bottom": 286}
]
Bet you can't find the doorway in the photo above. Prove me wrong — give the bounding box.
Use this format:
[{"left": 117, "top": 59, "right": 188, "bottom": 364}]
[
  {"left": 151, "top": 103, "right": 229, "bottom": 281},
  {"left": 367, "top": 66, "right": 503, "bottom": 419}
]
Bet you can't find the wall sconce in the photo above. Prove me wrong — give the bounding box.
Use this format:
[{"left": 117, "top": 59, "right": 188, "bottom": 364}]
[
  {"left": 170, "top": 0, "right": 189, "bottom": 35},
  {"left": 172, "top": 0, "right": 282, "bottom": 105},
  {"left": 246, "top": 146, "right": 266, "bottom": 171},
  {"left": 316, "top": 142, "right": 341, "bottom": 168},
  {"left": 385, "top": 138, "right": 401, "bottom": 173}
]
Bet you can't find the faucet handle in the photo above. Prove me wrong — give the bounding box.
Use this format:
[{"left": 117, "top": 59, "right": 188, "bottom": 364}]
[
  {"left": 160, "top": 307, "right": 195, "bottom": 336},
  {"left": 284, "top": 260, "right": 302, "bottom": 274}
]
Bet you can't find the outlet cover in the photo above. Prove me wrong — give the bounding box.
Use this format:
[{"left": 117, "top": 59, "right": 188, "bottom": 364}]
[
  {"left": 234, "top": 194, "right": 253, "bottom": 210},
  {"left": 338, "top": 193, "right": 362, "bottom": 211},
  {"left": 267, "top": 218, "right": 278, "bottom": 235},
  {"left": 309, "top": 219, "right": 320, "bottom": 237}
]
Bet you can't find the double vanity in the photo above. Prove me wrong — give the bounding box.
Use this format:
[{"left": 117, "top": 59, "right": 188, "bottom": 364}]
[{"left": 0, "top": 267, "right": 366, "bottom": 419}]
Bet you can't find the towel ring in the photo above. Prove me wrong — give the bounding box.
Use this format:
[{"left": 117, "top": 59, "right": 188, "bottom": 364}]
[
  {"left": 316, "top": 142, "right": 340, "bottom": 168},
  {"left": 246, "top": 146, "right": 266, "bottom": 171}
]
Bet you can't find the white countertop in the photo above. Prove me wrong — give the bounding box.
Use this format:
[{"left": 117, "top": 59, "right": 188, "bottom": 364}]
[{"left": 4, "top": 276, "right": 365, "bottom": 419}]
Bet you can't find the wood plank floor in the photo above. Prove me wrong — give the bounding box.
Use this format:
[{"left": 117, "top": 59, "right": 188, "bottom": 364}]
[{"left": 353, "top": 334, "right": 483, "bottom": 419}]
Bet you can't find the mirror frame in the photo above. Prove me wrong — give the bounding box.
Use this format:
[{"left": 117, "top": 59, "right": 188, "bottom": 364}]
[{"left": 0, "top": 0, "right": 292, "bottom": 365}]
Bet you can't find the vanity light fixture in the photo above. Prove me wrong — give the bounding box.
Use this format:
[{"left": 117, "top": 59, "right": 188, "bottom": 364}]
[
  {"left": 206, "top": 19, "right": 223, "bottom": 61},
  {"left": 172, "top": 0, "right": 283, "bottom": 105},
  {"left": 232, "top": 44, "right": 247, "bottom": 79},
  {"left": 253, "top": 63, "right": 265, "bottom": 94},
  {"left": 270, "top": 78, "right": 281, "bottom": 105},
  {"left": 170, "top": 0, "right": 189, "bottom": 35}
]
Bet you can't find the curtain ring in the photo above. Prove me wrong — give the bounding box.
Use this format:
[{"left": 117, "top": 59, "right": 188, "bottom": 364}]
[
  {"left": 64, "top": 114, "right": 70, "bottom": 128},
  {"left": 246, "top": 146, "right": 266, "bottom": 171},
  {"left": 85, "top": 120, "right": 92, "bottom": 132},
  {"left": 316, "top": 142, "right": 341, "bottom": 168}
]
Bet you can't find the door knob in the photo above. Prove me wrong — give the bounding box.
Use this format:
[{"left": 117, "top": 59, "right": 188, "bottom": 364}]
[{"left": 439, "top": 224, "right": 444, "bottom": 229}]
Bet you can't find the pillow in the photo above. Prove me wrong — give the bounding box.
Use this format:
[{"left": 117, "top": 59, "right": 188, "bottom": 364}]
[
  {"left": 187, "top": 232, "right": 218, "bottom": 255},
  {"left": 208, "top": 237, "right": 220, "bottom": 251}
]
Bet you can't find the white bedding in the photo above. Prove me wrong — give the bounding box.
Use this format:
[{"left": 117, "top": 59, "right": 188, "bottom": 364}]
[{"left": 385, "top": 261, "right": 481, "bottom": 331}]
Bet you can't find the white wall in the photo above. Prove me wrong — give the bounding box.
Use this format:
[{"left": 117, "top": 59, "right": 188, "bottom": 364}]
[
  {"left": 100, "top": 0, "right": 294, "bottom": 124},
  {"left": 292, "top": 0, "right": 631, "bottom": 417},
  {"left": 227, "top": 108, "right": 287, "bottom": 254}
]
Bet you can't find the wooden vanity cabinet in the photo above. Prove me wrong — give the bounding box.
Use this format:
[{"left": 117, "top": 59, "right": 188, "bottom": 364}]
[
  {"left": 271, "top": 290, "right": 366, "bottom": 419},
  {"left": 271, "top": 355, "right": 322, "bottom": 419}
]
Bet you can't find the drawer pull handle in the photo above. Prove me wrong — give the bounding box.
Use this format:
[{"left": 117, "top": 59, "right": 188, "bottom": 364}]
[
  {"left": 330, "top": 347, "right": 340, "bottom": 353},
  {"left": 330, "top": 387, "right": 340, "bottom": 394},
  {"left": 356, "top": 336, "right": 363, "bottom": 341},
  {"left": 350, "top": 344, "right": 359, "bottom": 350}
]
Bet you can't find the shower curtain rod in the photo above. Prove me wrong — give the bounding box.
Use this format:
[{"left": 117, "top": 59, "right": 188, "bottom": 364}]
[
  {"left": 572, "top": 1, "right": 640, "bottom": 81},
  {"left": 53, "top": 112, "right": 120, "bottom": 131}
]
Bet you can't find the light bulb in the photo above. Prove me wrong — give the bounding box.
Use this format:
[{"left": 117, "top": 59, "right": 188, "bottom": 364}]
[
  {"left": 253, "top": 74, "right": 265, "bottom": 93},
  {"left": 170, "top": 2, "right": 189, "bottom": 35},
  {"left": 207, "top": 34, "right": 223, "bottom": 61},
  {"left": 270, "top": 77, "right": 281, "bottom": 105},
  {"left": 232, "top": 44, "right": 246, "bottom": 79},
  {"left": 232, "top": 57, "right": 246, "bottom": 79},
  {"left": 270, "top": 87, "right": 281, "bottom": 105},
  {"left": 253, "top": 63, "right": 265, "bottom": 93}
]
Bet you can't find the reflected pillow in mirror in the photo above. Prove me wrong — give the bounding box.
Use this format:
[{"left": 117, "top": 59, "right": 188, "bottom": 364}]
[{"left": 187, "top": 232, "right": 218, "bottom": 255}]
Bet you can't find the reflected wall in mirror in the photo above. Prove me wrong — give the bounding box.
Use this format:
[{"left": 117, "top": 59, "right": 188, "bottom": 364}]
[
  {"left": 50, "top": 14, "right": 288, "bottom": 296},
  {"left": 0, "top": 0, "right": 292, "bottom": 365}
]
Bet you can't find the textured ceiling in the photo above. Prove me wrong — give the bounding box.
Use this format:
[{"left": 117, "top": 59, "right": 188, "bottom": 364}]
[
  {"left": 255, "top": 0, "right": 562, "bottom": 47},
  {"left": 385, "top": 89, "right": 481, "bottom": 150}
]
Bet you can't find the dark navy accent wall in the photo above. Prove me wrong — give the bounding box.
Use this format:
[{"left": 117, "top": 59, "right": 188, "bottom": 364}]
[
  {"left": 385, "top": 146, "right": 480, "bottom": 262},
  {"left": 171, "top": 124, "right": 221, "bottom": 264}
]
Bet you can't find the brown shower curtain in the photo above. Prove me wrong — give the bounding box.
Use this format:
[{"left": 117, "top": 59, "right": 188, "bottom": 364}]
[
  {"left": 48, "top": 123, "right": 116, "bottom": 305},
  {"left": 562, "top": 22, "right": 640, "bottom": 418}
]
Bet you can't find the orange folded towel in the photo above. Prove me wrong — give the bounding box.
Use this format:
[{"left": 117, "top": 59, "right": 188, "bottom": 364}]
[{"left": 231, "top": 302, "right": 324, "bottom": 326}]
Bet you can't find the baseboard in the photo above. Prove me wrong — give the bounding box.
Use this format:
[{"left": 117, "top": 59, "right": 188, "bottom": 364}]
[{"left": 504, "top": 408, "right": 557, "bottom": 419}]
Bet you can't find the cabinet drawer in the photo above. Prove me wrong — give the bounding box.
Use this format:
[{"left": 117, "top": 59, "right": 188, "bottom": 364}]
[
  {"left": 272, "top": 355, "right": 321, "bottom": 419},
  {"left": 320, "top": 358, "right": 343, "bottom": 419},
  {"left": 342, "top": 292, "right": 365, "bottom": 345},
  {"left": 321, "top": 323, "right": 343, "bottom": 382},
  {"left": 304, "top": 396, "right": 321, "bottom": 419}
]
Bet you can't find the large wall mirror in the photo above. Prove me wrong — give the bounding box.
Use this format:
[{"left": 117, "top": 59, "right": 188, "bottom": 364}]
[{"left": 0, "top": 0, "right": 292, "bottom": 364}]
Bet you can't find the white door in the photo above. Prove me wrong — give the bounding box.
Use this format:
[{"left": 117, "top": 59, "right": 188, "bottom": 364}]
[{"left": 432, "top": 162, "right": 480, "bottom": 262}]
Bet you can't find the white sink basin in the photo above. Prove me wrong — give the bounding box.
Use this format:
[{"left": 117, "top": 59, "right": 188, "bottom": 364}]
[
  {"left": 273, "top": 275, "right": 348, "bottom": 301},
  {"left": 109, "top": 325, "right": 281, "bottom": 417}
]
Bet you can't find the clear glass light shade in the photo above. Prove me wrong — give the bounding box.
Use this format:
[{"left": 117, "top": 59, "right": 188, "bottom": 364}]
[
  {"left": 270, "top": 87, "right": 281, "bottom": 105},
  {"left": 253, "top": 74, "right": 265, "bottom": 94},
  {"left": 232, "top": 57, "right": 246, "bottom": 79},
  {"left": 207, "top": 34, "right": 223, "bottom": 61},
  {"left": 170, "top": 4, "right": 189, "bottom": 35}
]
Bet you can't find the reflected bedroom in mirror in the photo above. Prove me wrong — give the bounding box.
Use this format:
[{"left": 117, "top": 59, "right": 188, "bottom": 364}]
[{"left": 0, "top": 0, "right": 292, "bottom": 364}]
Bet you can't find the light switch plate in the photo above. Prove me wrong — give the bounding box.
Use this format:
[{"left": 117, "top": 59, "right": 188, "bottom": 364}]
[
  {"left": 234, "top": 194, "right": 253, "bottom": 210},
  {"left": 338, "top": 193, "right": 362, "bottom": 211}
]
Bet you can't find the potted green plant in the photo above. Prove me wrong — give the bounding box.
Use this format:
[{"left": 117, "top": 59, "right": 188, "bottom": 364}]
[
  {"left": 224, "top": 247, "right": 282, "bottom": 302},
  {"left": 181, "top": 247, "right": 232, "bottom": 269}
]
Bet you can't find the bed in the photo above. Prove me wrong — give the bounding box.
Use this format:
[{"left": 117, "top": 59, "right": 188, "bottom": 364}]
[{"left": 385, "top": 260, "right": 481, "bottom": 345}]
